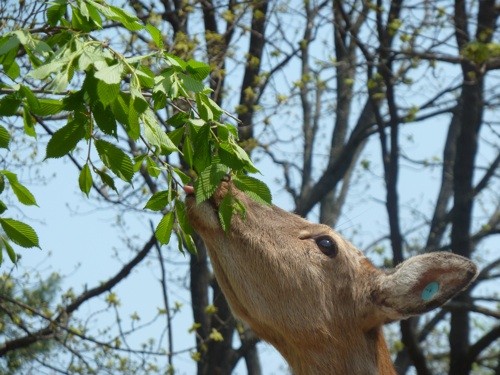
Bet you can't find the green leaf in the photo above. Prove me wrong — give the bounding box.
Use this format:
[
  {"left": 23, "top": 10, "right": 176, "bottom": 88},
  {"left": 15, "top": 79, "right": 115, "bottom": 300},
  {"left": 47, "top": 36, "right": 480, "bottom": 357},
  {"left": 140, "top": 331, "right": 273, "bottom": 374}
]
[
  {"left": 47, "top": 1, "right": 67, "bottom": 26},
  {"left": 109, "top": 5, "right": 144, "bottom": 31},
  {"left": 145, "top": 156, "right": 161, "bottom": 177},
  {"left": 1, "top": 170, "right": 38, "bottom": 206},
  {"left": 179, "top": 73, "right": 205, "bottom": 93},
  {"left": 143, "top": 112, "right": 178, "bottom": 155},
  {"left": 29, "top": 98, "right": 64, "bottom": 116},
  {"left": 182, "top": 137, "right": 194, "bottom": 169},
  {"left": 0, "top": 34, "right": 20, "bottom": 56},
  {"left": 194, "top": 163, "right": 229, "bottom": 204},
  {"left": 23, "top": 107, "right": 36, "bottom": 138},
  {"left": 191, "top": 123, "right": 212, "bottom": 173},
  {"left": 219, "top": 141, "right": 259, "bottom": 173},
  {"left": 94, "top": 61, "right": 124, "bottom": 85},
  {"left": 0, "top": 175, "right": 4, "bottom": 194},
  {"left": 92, "top": 102, "right": 117, "bottom": 137},
  {"left": 146, "top": 24, "right": 164, "bottom": 49},
  {"left": 0, "top": 218, "right": 39, "bottom": 248},
  {"left": 196, "top": 93, "right": 223, "bottom": 121},
  {"left": 79, "top": 164, "right": 93, "bottom": 197},
  {"left": 94, "top": 139, "right": 134, "bottom": 182},
  {"left": 0, "top": 201, "right": 7, "bottom": 215},
  {"left": 95, "top": 169, "right": 117, "bottom": 192},
  {"left": 0, "top": 125, "right": 10, "bottom": 149},
  {"left": 45, "top": 119, "right": 85, "bottom": 159},
  {"left": 0, "top": 95, "right": 22, "bottom": 116},
  {"left": 164, "top": 53, "right": 187, "bottom": 69},
  {"left": 175, "top": 199, "right": 193, "bottom": 235},
  {"left": 144, "top": 190, "right": 171, "bottom": 211},
  {"left": 155, "top": 211, "right": 175, "bottom": 245},
  {"left": 1, "top": 237, "right": 17, "bottom": 263},
  {"left": 233, "top": 174, "right": 272, "bottom": 205},
  {"left": 218, "top": 193, "right": 233, "bottom": 232},
  {"left": 187, "top": 60, "right": 211, "bottom": 80},
  {"left": 97, "top": 81, "right": 120, "bottom": 107}
]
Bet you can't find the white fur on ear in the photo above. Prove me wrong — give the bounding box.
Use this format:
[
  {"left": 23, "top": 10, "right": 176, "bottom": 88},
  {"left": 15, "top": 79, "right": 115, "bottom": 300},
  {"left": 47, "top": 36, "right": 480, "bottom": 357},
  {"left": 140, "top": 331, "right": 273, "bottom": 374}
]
[{"left": 371, "top": 252, "right": 478, "bottom": 320}]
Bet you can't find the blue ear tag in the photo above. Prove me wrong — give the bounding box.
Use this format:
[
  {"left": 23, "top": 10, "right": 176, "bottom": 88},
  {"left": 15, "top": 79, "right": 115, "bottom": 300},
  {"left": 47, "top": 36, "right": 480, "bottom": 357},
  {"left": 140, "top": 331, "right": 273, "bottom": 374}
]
[{"left": 421, "top": 281, "right": 440, "bottom": 301}]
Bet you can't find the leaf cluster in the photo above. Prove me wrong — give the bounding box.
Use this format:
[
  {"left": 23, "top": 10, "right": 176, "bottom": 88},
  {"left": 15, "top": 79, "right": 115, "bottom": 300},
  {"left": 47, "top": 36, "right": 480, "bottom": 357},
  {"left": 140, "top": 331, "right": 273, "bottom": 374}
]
[{"left": 0, "top": 0, "right": 271, "bottom": 263}]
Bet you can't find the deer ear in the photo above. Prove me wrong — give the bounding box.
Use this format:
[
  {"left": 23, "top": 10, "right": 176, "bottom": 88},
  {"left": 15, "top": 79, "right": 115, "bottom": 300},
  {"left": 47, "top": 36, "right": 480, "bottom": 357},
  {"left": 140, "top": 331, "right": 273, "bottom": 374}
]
[{"left": 371, "top": 252, "right": 478, "bottom": 321}]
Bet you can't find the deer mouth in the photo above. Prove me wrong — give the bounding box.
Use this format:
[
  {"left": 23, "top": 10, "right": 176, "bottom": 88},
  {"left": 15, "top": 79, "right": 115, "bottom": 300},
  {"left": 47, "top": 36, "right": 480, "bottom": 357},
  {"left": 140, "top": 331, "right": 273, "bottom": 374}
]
[{"left": 183, "top": 184, "right": 225, "bottom": 233}]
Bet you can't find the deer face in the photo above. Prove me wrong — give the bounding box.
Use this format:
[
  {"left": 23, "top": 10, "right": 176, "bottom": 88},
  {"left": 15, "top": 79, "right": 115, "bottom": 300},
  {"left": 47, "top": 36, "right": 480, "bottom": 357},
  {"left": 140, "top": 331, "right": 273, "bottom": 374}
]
[{"left": 185, "top": 181, "right": 478, "bottom": 352}]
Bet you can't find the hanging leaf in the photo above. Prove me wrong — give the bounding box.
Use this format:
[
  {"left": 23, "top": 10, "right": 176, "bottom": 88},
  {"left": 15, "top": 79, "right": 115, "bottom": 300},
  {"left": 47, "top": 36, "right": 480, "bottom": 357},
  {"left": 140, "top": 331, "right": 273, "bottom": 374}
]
[
  {"left": 94, "top": 139, "right": 134, "bottom": 182},
  {"left": 79, "top": 163, "right": 93, "bottom": 197},
  {"left": 1, "top": 170, "right": 38, "bottom": 206},
  {"left": 0, "top": 218, "right": 39, "bottom": 248},
  {"left": 144, "top": 190, "right": 171, "bottom": 211},
  {"left": 194, "top": 163, "right": 229, "bottom": 204},
  {"left": 155, "top": 211, "right": 175, "bottom": 245},
  {"left": 232, "top": 174, "right": 272, "bottom": 205},
  {"left": 45, "top": 118, "right": 86, "bottom": 159},
  {"left": 0, "top": 125, "right": 11, "bottom": 149}
]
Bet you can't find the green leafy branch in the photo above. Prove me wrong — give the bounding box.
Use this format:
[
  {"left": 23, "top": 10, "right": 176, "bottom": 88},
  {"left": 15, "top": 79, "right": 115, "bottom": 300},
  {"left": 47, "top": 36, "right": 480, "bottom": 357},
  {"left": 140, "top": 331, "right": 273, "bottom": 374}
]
[{"left": 0, "top": 0, "right": 271, "bottom": 264}]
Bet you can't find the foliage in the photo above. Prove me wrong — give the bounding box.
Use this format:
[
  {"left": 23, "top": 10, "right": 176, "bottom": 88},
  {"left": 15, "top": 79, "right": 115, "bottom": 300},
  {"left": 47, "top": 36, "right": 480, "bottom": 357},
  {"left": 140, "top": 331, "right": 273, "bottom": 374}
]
[{"left": 0, "top": 0, "right": 270, "bottom": 264}]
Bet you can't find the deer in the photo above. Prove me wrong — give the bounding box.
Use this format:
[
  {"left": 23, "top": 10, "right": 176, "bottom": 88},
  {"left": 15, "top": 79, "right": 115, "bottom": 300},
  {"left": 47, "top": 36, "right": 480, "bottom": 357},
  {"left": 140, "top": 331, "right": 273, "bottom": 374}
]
[{"left": 184, "top": 180, "right": 478, "bottom": 374}]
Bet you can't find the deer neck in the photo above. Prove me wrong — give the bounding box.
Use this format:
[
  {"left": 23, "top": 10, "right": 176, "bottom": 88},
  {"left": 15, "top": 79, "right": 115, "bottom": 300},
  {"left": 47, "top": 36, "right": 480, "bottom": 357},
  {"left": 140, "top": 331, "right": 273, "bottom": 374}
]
[{"left": 271, "top": 325, "right": 396, "bottom": 375}]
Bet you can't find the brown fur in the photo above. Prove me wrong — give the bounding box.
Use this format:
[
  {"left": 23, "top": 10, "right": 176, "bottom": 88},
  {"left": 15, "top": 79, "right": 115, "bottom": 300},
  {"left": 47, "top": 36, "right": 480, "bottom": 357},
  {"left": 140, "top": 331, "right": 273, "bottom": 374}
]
[{"left": 185, "top": 181, "right": 478, "bottom": 374}]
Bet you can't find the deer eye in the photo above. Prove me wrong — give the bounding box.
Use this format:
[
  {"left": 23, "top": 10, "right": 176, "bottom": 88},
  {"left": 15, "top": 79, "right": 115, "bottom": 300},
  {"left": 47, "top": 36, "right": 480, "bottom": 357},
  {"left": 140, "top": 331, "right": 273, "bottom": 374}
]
[{"left": 315, "top": 236, "right": 337, "bottom": 258}]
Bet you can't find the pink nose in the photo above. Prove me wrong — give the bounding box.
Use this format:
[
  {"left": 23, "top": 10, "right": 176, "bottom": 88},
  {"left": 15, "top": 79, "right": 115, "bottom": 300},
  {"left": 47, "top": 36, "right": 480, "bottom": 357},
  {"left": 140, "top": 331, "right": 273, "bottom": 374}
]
[{"left": 183, "top": 185, "right": 195, "bottom": 195}]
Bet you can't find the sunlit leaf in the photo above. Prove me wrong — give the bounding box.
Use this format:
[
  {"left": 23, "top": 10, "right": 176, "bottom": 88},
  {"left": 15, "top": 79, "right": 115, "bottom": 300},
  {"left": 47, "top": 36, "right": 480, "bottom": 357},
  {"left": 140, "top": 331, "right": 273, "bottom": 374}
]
[
  {"left": 45, "top": 119, "right": 85, "bottom": 159},
  {"left": 79, "top": 163, "right": 93, "bottom": 197},
  {"left": 194, "top": 163, "right": 229, "bottom": 204},
  {"left": 0, "top": 218, "right": 39, "bottom": 248},
  {"left": 1, "top": 170, "right": 38, "bottom": 206},
  {"left": 94, "top": 139, "right": 134, "bottom": 182},
  {"left": 144, "top": 191, "right": 171, "bottom": 211},
  {"left": 155, "top": 211, "right": 175, "bottom": 245}
]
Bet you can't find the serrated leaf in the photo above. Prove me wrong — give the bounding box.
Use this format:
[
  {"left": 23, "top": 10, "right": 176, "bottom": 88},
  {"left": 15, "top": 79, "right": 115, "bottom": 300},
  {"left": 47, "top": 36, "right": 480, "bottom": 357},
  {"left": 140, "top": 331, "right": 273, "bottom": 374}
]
[
  {"left": 29, "top": 98, "right": 64, "bottom": 116},
  {"left": 29, "top": 60, "right": 65, "bottom": 80},
  {"left": 1, "top": 237, "right": 17, "bottom": 263},
  {"left": 144, "top": 191, "right": 170, "bottom": 211},
  {"left": 182, "top": 138, "right": 194, "bottom": 169},
  {"left": 79, "top": 163, "right": 93, "bottom": 197},
  {"left": 179, "top": 73, "right": 205, "bottom": 93},
  {"left": 191, "top": 123, "right": 212, "bottom": 173},
  {"left": 143, "top": 112, "right": 178, "bottom": 155},
  {"left": 94, "top": 61, "right": 124, "bottom": 85},
  {"left": 175, "top": 199, "right": 193, "bottom": 235},
  {"left": 23, "top": 106, "right": 36, "bottom": 138},
  {"left": 47, "top": 2, "right": 67, "bottom": 26},
  {"left": 233, "top": 175, "right": 272, "bottom": 205},
  {"left": 94, "top": 139, "right": 134, "bottom": 182},
  {"left": 0, "top": 34, "right": 20, "bottom": 56},
  {"left": 218, "top": 193, "right": 233, "bottom": 232},
  {"left": 194, "top": 163, "right": 229, "bottom": 204},
  {"left": 0, "top": 125, "right": 10, "bottom": 149},
  {"left": 146, "top": 24, "right": 163, "bottom": 49},
  {"left": 186, "top": 59, "right": 210, "bottom": 80},
  {"left": 109, "top": 5, "right": 143, "bottom": 31},
  {"left": 97, "top": 81, "right": 120, "bottom": 107},
  {"left": 164, "top": 53, "right": 187, "bottom": 69},
  {"left": 92, "top": 102, "right": 117, "bottom": 137},
  {"left": 1, "top": 170, "right": 38, "bottom": 206},
  {"left": 45, "top": 119, "right": 85, "bottom": 159},
  {"left": 155, "top": 211, "right": 175, "bottom": 245},
  {"left": 95, "top": 169, "right": 117, "bottom": 192},
  {"left": 0, "top": 201, "right": 7, "bottom": 215},
  {"left": 145, "top": 156, "right": 161, "bottom": 177},
  {"left": 0, "top": 95, "right": 21, "bottom": 116},
  {"left": 0, "top": 218, "right": 39, "bottom": 248}
]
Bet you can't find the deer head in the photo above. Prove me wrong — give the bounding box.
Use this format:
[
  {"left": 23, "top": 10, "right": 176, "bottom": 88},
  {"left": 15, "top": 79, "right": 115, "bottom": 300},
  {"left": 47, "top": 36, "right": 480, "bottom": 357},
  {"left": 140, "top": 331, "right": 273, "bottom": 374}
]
[{"left": 184, "top": 181, "right": 478, "bottom": 374}]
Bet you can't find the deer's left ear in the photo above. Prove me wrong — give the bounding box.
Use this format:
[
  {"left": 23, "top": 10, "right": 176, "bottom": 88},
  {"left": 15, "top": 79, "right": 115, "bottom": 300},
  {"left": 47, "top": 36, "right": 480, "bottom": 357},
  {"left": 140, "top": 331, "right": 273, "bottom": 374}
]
[{"left": 371, "top": 252, "right": 478, "bottom": 321}]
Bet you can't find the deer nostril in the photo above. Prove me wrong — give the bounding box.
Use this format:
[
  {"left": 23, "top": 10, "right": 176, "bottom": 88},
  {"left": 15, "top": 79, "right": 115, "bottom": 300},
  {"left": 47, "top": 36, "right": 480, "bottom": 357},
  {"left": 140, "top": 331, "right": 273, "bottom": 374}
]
[{"left": 315, "top": 236, "right": 337, "bottom": 258}]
